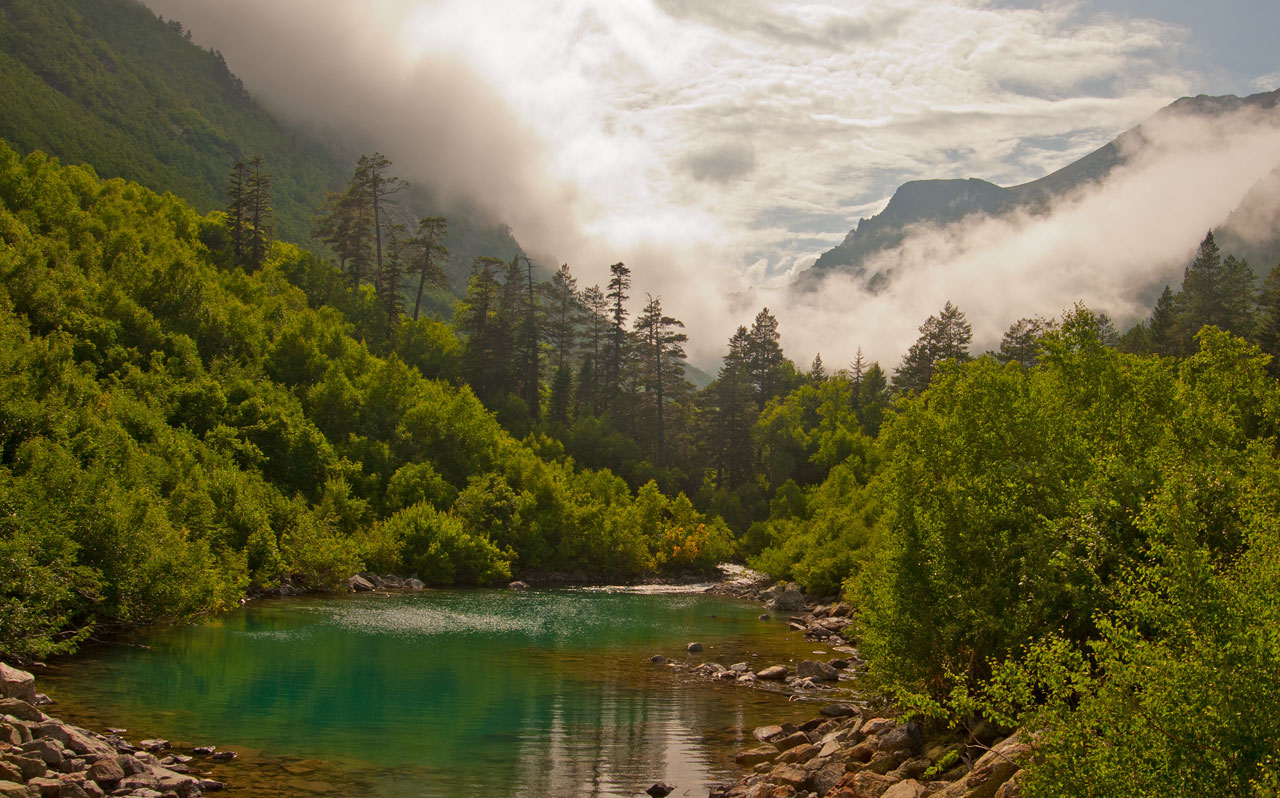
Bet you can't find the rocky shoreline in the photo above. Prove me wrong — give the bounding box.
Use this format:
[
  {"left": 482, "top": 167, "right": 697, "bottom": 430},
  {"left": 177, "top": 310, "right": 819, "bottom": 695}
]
[
  {"left": 1, "top": 663, "right": 232, "bottom": 798},
  {"left": 702, "top": 581, "right": 1030, "bottom": 798}
]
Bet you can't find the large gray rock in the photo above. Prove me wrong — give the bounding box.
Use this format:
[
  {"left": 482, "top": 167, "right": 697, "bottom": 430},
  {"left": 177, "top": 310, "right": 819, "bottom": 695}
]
[
  {"left": 795, "top": 660, "right": 839, "bottom": 682},
  {"left": 756, "top": 665, "right": 788, "bottom": 681},
  {"left": 0, "top": 665, "right": 35, "bottom": 704},
  {"left": 87, "top": 757, "right": 125, "bottom": 785},
  {"left": 348, "top": 574, "right": 375, "bottom": 592},
  {"left": 769, "top": 584, "right": 806, "bottom": 611},
  {"left": 0, "top": 699, "right": 43, "bottom": 723}
]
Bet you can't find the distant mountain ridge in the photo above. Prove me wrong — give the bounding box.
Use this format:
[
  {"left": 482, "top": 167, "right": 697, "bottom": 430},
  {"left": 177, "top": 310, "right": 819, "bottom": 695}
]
[
  {"left": 0, "top": 0, "right": 522, "bottom": 302},
  {"left": 805, "top": 88, "right": 1280, "bottom": 289}
]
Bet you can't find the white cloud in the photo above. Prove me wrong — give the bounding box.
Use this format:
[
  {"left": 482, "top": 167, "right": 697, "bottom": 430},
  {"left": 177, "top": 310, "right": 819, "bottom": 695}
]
[
  {"left": 1251, "top": 70, "right": 1280, "bottom": 92},
  {"left": 146, "top": 0, "right": 1225, "bottom": 368}
]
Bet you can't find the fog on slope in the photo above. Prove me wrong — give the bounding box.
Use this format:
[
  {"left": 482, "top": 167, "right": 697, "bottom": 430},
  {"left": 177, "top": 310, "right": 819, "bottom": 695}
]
[
  {"left": 143, "top": 0, "right": 585, "bottom": 259},
  {"left": 777, "top": 102, "right": 1280, "bottom": 371},
  {"left": 143, "top": 1, "right": 1279, "bottom": 375}
]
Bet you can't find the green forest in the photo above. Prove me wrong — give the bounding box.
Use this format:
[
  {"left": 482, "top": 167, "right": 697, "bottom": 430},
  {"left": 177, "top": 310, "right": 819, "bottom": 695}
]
[
  {"left": 1, "top": 1, "right": 1278, "bottom": 795},
  {"left": 3, "top": 138, "right": 1277, "bottom": 795}
]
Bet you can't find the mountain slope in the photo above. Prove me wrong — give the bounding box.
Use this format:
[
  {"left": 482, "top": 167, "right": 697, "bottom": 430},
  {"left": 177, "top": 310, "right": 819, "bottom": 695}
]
[
  {"left": 0, "top": 0, "right": 519, "bottom": 298},
  {"left": 806, "top": 88, "right": 1280, "bottom": 288}
]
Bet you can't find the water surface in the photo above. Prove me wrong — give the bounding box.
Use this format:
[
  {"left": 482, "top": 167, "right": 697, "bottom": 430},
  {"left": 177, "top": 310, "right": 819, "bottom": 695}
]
[{"left": 43, "top": 588, "right": 849, "bottom": 797}]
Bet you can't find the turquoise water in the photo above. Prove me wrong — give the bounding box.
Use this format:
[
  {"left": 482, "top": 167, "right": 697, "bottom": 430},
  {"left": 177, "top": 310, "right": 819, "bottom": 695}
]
[{"left": 42, "top": 588, "right": 841, "bottom": 797}]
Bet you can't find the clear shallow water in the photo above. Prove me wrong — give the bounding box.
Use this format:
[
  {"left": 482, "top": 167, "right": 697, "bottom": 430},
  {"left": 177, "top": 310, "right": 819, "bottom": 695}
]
[{"left": 42, "top": 588, "right": 843, "bottom": 797}]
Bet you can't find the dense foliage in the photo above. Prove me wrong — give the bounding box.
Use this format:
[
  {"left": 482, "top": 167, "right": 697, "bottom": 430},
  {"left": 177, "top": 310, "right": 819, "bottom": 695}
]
[{"left": 0, "top": 143, "right": 732, "bottom": 658}]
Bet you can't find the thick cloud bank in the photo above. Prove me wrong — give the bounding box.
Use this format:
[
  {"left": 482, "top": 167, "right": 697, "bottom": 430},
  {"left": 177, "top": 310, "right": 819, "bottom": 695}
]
[{"left": 146, "top": 0, "right": 1275, "bottom": 370}]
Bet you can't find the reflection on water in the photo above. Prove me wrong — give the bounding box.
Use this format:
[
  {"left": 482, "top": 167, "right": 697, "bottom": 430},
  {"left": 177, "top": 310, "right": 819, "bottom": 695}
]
[{"left": 42, "top": 589, "right": 839, "bottom": 797}]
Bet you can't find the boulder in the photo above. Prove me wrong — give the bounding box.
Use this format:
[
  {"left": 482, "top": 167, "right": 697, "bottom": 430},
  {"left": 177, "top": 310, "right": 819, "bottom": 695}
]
[
  {"left": 877, "top": 722, "right": 923, "bottom": 754},
  {"left": 87, "top": 757, "right": 125, "bottom": 785},
  {"left": 0, "top": 781, "right": 34, "bottom": 798},
  {"left": 646, "top": 782, "right": 675, "bottom": 797},
  {"left": 935, "top": 732, "right": 1030, "bottom": 798},
  {"left": 883, "top": 780, "right": 930, "bottom": 798},
  {"left": 650, "top": 655, "right": 667, "bottom": 664},
  {"left": 752, "top": 725, "right": 785, "bottom": 743},
  {"left": 773, "top": 731, "right": 811, "bottom": 752},
  {"left": 796, "top": 660, "right": 839, "bottom": 682},
  {"left": 404, "top": 578, "right": 426, "bottom": 590},
  {"left": 20, "top": 738, "right": 63, "bottom": 766},
  {"left": 508, "top": 581, "right": 529, "bottom": 590},
  {"left": 686, "top": 642, "right": 704, "bottom": 653},
  {"left": 0, "top": 699, "right": 42, "bottom": 723},
  {"left": 770, "top": 584, "right": 806, "bottom": 612},
  {"left": 820, "top": 703, "right": 859, "bottom": 717},
  {"left": 831, "top": 770, "right": 897, "bottom": 798},
  {"left": 861, "top": 717, "right": 896, "bottom": 736},
  {"left": 735, "top": 746, "right": 779, "bottom": 766},
  {"left": 770, "top": 764, "right": 808, "bottom": 788},
  {"left": 139, "top": 739, "right": 169, "bottom": 753},
  {"left": 347, "top": 574, "right": 375, "bottom": 592},
  {"left": 756, "top": 665, "right": 788, "bottom": 681},
  {"left": 2, "top": 753, "right": 44, "bottom": 781},
  {"left": 0, "top": 763, "right": 17, "bottom": 784},
  {"left": 28, "top": 776, "right": 64, "bottom": 798},
  {"left": 0, "top": 665, "right": 36, "bottom": 705}
]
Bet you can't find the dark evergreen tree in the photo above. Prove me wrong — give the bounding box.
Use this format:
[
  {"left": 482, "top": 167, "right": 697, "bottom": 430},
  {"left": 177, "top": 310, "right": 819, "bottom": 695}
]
[
  {"left": 633, "top": 295, "right": 689, "bottom": 467},
  {"left": 516, "top": 256, "right": 541, "bottom": 422},
  {"left": 894, "top": 301, "right": 972, "bottom": 394},
  {"left": 353, "top": 153, "right": 405, "bottom": 289},
  {"left": 997, "top": 316, "right": 1052, "bottom": 367},
  {"left": 745, "top": 307, "right": 786, "bottom": 407},
  {"left": 225, "top": 161, "right": 248, "bottom": 268},
  {"left": 245, "top": 155, "right": 273, "bottom": 271},
  {"left": 1147, "top": 285, "right": 1178, "bottom": 356},
  {"left": 579, "top": 285, "right": 607, "bottom": 413},
  {"left": 408, "top": 216, "right": 448, "bottom": 321},
  {"left": 375, "top": 223, "right": 406, "bottom": 334},
  {"left": 703, "top": 326, "right": 756, "bottom": 488},
  {"left": 603, "top": 262, "right": 631, "bottom": 407},
  {"left": 456, "top": 256, "right": 505, "bottom": 401},
  {"left": 1257, "top": 263, "right": 1280, "bottom": 375}
]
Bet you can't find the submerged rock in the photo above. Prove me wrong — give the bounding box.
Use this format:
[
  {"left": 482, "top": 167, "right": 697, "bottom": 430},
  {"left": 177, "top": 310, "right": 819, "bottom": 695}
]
[
  {"left": 646, "top": 781, "right": 675, "bottom": 797},
  {"left": 686, "top": 642, "right": 704, "bottom": 653}
]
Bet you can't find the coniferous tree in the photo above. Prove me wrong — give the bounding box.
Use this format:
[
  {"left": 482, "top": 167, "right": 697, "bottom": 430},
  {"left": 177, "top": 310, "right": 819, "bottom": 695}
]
[
  {"left": 245, "top": 156, "right": 273, "bottom": 271},
  {"left": 376, "top": 223, "right": 406, "bottom": 334},
  {"left": 895, "top": 301, "right": 972, "bottom": 394},
  {"left": 517, "top": 256, "right": 541, "bottom": 421},
  {"left": 603, "top": 262, "right": 631, "bottom": 408},
  {"left": 408, "top": 216, "right": 448, "bottom": 321},
  {"left": 745, "top": 307, "right": 786, "bottom": 408},
  {"left": 809, "top": 353, "right": 826, "bottom": 382},
  {"left": 634, "top": 295, "right": 689, "bottom": 467},
  {"left": 857, "top": 362, "right": 890, "bottom": 436},
  {"left": 578, "top": 285, "right": 608, "bottom": 414},
  {"left": 1257, "top": 263, "right": 1280, "bottom": 375},
  {"left": 997, "top": 316, "right": 1052, "bottom": 367},
  {"left": 457, "top": 256, "right": 505, "bottom": 400},
  {"left": 226, "top": 161, "right": 248, "bottom": 267},
  {"left": 1147, "top": 285, "right": 1178, "bottom": 356},
  {"left": 704, "top": 326, "right": 756, "bottom": 488},
  {"left": 544, "top": 264, "right": 579, "bottom": 373},
  {"left": 352, "top": 153, "right": 405, "bottom": 288},
  {"left": 1174, "top": 231, "right": 1256, "bottom": 351}
]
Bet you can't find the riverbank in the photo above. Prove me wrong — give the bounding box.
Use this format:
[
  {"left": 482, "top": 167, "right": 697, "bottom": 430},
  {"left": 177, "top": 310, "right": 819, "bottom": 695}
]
[
  {"left": 1, "top": 662, "right": 232, "bottom": 798},
  {"left": 704, "top": 585, "right": 1030, "bottom": 798}
]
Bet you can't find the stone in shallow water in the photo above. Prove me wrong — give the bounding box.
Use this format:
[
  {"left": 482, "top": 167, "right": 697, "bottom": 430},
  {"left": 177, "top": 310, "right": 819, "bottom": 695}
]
[
  {"left": 756, "top": 665, "right": 788, "bottom": 681},
  {"left": 646, "top": 781, "right": 675, "bottom": 797},
  {"left": 686, "top": 642, "right": 703, "bottom": 653}
]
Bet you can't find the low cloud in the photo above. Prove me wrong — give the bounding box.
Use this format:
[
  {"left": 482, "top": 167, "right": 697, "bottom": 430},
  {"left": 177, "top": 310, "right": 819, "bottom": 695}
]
[
  {"left": 143, "top": 0, "right": 1267, "bottom": 374},
  {"left": 777, "top": 102, "right": 1280, "bottom": 372}
]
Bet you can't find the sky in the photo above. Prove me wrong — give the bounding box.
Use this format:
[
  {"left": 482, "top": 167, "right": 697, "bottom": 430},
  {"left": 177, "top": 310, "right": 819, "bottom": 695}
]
[{"left": 146, "top": 0, "right": 1280, "bottom": 369}]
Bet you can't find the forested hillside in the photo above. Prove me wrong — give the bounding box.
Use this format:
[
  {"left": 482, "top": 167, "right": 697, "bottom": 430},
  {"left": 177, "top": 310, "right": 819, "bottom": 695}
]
[
  {"left": 0, "top": 0, "right": 521, "bottom": 296},
  {"left": 0, "top": 142, "right": 733, "bottom": 660}
]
